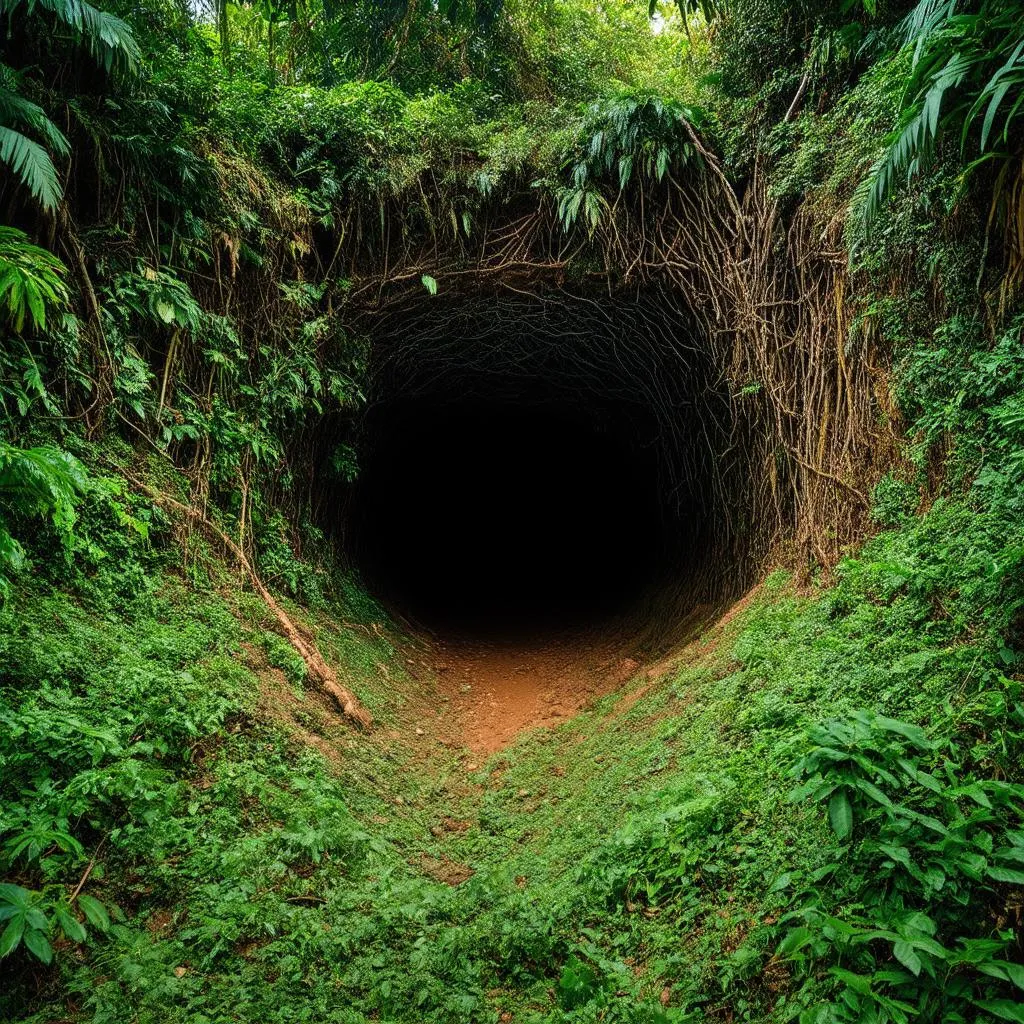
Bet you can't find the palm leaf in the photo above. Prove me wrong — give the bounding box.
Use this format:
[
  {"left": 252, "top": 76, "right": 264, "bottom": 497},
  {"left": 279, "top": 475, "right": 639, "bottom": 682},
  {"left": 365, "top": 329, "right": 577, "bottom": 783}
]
[
  {"left": 0, "top": 84, "right": 69, "bottom": 156},
  {"left": 0, "top": 0, "right": 140, "bottom": 71},
  {"left": 0, "top": 126, "right": 62, "bottom": 211},
  {"left": 861, "top": 0, "right": 1024, "bottom": 231}
]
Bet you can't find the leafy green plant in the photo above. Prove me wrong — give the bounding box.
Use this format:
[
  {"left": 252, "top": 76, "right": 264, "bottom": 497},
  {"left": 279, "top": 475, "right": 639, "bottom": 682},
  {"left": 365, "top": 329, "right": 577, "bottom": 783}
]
[
  {"left": 0, "top": 65, "right": 69, "bottom": 212},
  {"left": 871, "top": 474, "right": 920, "bottom": 527},
  {"left": 0, "top": 227, "right": 69, "bottom": 333},
  {"left": 779, "top": 708, "right": 1024, "bottom": 1022},
  {"left": 0, "top": 882, "right": 110, "bottom": 965},
  {"left": 862, "top": 0, "right": 1024, "bottom": 226},
  {"left": 0, "top": 0, "right": 138, "bottom": 209},
  {"left": 0, "top": 0, "right": 140, "bottom": 72},
  {"left": 556, "top": 89, "right": 707, "bottom": 231},
  {"left": 0, "top": 442, "right": 87, "bottom": 601}
]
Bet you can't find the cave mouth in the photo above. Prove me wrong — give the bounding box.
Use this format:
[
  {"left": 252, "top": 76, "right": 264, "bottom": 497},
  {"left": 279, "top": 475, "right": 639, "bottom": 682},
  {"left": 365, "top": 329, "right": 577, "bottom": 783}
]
[
  {"left": 354, "top": 398, "right": 674, "bottom": 637},
  {"left": 340, "top": 287, "right": 742, "bottom": 641}
]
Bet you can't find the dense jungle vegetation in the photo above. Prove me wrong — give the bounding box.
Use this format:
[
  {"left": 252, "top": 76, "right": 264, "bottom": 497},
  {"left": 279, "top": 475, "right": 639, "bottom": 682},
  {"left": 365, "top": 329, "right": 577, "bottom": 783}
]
[{"left": 2, "top": 0, "right": 1024, "bottom": 1020}]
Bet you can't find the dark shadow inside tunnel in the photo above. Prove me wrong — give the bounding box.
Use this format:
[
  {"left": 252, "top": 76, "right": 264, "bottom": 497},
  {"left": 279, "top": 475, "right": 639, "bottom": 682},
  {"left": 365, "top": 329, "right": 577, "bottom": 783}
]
[
  {"left": 354, "top": 399, "right": 687, "bottom": 635},
  {"left": 327, "top": 287, "right": 744, "bottom": 640}
]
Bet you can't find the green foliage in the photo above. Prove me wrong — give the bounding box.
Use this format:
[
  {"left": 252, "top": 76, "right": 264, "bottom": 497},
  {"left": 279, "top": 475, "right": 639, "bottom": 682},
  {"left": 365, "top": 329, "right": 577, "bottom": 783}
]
[
  {"left": 557, "top": 90, "right": 706, "bottom": 231},
  {"left": 780, "top": 707, "right": 1024, "bottom": 1022},
  {"left": 0, "top": 0, "right": 137, "bottom": 209},
  {"left": 863, "top": 0, "right": 1024, "bottom": 226},
  {"left": 0, "top": 882, "right": 111, "bottom": 965},
  {"left": 0, "top": 227, "right": 70, "bottom": 332},
  {"left": 0, "top": 580, "right": 245, "bottom": 971},
  {"left": 1, "top": 0, "right": 141, "bottom": 72},
  {"left": 1, "top": 298, "right": 1022, "bottom": 1019},
  {"left": 766, "top": 48, "right": 909, "bottom": 211},
  {"left": 0, "top": 67, "right": 69, "bottom": 212},
  {"left": 111, "top": 264, "right": 203, "bottom": 332},
  {"left": 1, "top": 0, "right": 1024, "bottom": 1021},
  {"left": 0, "top": 442, "right": 87, "bottom": 601},
  {"left": 870, "top": 474, "right": 920, "bottom": 526}
]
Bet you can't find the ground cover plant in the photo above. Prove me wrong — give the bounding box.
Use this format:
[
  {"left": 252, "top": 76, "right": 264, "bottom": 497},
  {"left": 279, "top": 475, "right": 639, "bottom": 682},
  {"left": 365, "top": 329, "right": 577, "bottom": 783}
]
[{"left": 2, "top": 0, "right": 1024, "bottom": 1021}]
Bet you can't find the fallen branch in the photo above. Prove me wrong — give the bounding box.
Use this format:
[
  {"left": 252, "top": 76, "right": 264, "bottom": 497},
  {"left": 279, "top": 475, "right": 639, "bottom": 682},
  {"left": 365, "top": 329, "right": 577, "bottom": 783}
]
[
  {"left": 125, "top": 474, "right": 372, "bottom": 729},
  {"left": 70, "top": 838, "right": 106, "bottom": 902}
]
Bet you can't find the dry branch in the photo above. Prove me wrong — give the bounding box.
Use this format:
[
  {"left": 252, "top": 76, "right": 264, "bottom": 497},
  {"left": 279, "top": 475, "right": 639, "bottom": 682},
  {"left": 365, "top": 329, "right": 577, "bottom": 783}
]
[{"left": 126, "top": 475, "right": 373, "bottom": 729}]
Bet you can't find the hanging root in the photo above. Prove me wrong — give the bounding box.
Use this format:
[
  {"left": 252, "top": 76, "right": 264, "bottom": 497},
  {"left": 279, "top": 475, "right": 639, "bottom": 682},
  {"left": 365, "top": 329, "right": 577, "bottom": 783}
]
[
  {"left": 126, "top": 475, "right": 373, "bottom": 730},
  {"left": 340, "top": 143, "right": 887, "bottom": 573}
]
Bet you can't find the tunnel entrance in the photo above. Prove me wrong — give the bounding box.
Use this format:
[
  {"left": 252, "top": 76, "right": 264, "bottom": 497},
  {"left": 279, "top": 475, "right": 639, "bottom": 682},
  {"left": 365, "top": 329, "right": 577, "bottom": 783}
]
[
  {"left": 356, "top": 399, "right": 670, "bottom": 635},
  {"left": 337, "top": 286, "right": 744, "bottom": 640}
]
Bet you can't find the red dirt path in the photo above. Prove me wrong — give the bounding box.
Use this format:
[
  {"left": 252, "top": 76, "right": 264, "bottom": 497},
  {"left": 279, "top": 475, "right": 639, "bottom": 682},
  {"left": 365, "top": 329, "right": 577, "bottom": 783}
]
[{"left": 426, "top": 634, "right": 643, "bottom": 754}]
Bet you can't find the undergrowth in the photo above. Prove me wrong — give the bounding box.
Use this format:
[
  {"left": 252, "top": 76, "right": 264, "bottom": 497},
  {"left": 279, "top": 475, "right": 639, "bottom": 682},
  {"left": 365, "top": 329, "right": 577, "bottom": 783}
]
[
  {"left": 3, "top": 0, "right": 1024, "bottom": 1020},
  {"left": 3, "top": 296, "right": 1023, "bottom": 1020}
]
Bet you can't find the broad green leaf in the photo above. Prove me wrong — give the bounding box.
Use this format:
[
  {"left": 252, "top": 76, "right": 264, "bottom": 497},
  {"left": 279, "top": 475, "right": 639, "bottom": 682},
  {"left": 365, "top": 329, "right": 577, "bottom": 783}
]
[
  {"left": 957, "top": 783, "right": 992, "bottom": 808},
  {"left": 818, "top": 914, "right": 862, "bottom": 938},
  {"left": 25, "top": 907, "right": 48, "bottom": 931},
  {"left": 987, "top": 866, "right": 1024, "bottom": 885},
  {"left": 829, "top": 791, "right": 853, "bottom": 839},
  {"left": 902, "top": 911, "right": 938, "bottom": 937},
  {"left": 974, "top": 1000, "right": 1024, "bottom": 1023},
  {"left": 0, "top": 883, "right": 31, "bottom": 907},
  {"left": 827, "top": 967, "right": 873, "bottom": 995},
  {"left": 874, "top": 716, "right": 930, "bottom": 747},
  {"left": 879, "top": 844, "right": 912, "bottom": 869},
  {"left": 22, "top": 927, "right": 52, "bottom": 964},
  {"left": 855, "top": 779, "right": 894, "bottom": 808},
  {"left": 0, "top": 917, "right": 24, "bottom": 957},
  {"left": 893, "top": 939, "right": 922, "bottom": 974},
  {"left": 55, "top": 907, "right": 87, "bottom": 943},
  {"left": 979, "top": 960, "right": 1024, "bottom": 990},
  {"left": 778, "top": 927, "right": 814, "bottom": 956},
  {"left": 77, "top": 894, "right": 110, "bottom": 931}
]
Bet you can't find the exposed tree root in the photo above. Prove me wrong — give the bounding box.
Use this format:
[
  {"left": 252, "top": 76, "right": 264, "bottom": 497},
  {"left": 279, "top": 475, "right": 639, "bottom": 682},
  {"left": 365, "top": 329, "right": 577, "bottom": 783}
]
[{"left": 126, "top": 475, "right": 373, "bottom": 729}]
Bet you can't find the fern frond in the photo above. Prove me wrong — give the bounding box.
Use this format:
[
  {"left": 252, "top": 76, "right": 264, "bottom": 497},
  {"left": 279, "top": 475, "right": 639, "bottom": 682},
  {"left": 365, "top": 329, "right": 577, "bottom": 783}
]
[
  {"left": 0, "top": 84, "right": 69, "bottom": 155},
  {"left": 0, "top": 126, "right": 62, "bottom": 211}
]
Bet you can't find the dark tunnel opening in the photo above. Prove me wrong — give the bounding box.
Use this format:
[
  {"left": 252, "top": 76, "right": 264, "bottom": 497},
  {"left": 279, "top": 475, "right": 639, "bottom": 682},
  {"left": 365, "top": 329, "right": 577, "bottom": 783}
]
[
  {"left": 355, "top": 399, "right": 688, "bottom": 635},
  {"left": 332, "top": 287, "right": 743, "bottom": 641}
]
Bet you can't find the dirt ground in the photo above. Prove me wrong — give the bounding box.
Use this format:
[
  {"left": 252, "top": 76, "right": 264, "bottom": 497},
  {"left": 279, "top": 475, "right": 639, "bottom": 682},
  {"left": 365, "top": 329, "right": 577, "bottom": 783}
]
[{"left": 422, "top": 633, "right": 644, "bottom": 754}]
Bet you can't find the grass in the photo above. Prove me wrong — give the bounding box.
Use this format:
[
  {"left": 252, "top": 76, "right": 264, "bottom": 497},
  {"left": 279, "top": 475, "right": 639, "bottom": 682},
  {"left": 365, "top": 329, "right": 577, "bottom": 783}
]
[
  {"left": 4, "top": 306, "right": 1024, "bottom": 1023},
  {"left": 4, "top": 504, "right": 1020, "bottom": 1023}
]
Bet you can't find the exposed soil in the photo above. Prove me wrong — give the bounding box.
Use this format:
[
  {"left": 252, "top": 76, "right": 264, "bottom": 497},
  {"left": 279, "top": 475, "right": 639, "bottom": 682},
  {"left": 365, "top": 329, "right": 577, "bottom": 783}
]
[
  {"left": 246, "top": 589, "right": 754, "bottom": 765},
  {"left": 425, "top": 633, "right": 645, "bottom": 755},
  {"left": 407, "top": 589, "right": 759, "bottom": 754},
  {"left": 415, "top": 853, "right": 475, "bottom": 886}
]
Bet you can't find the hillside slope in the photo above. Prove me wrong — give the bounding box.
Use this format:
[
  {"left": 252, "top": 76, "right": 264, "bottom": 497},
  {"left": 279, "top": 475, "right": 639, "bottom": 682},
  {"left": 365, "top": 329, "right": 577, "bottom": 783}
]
[{"left": 3, "top": 431, "right": 1023, "bottom": 1021}]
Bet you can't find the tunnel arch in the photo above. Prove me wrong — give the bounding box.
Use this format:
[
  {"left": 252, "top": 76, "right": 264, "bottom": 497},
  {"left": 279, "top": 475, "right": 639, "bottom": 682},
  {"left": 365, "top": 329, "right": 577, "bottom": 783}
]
[
  {"left": 252, "top": 118, "right": 881, "bottom": 648},
  {"left": 292, "top": 144, "right": 883, "bottom": 642},
  {"left": 314, "top": 283, "right": 760, "bottom": 640}
]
